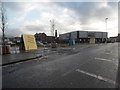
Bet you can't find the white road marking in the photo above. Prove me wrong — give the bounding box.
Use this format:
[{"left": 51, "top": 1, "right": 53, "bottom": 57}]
[
  {"left": 62, "top": 70, "right": 73, "bottom": 76},
  {"left": 95, "top": 57, "right": 113, "bottom": 62},
  {"left": 105, "top": 53, "right": 111, "bottom": 55},
  {"left": 75, "top": 69, "right": 116, "bottom": 85},
  {"left": 95, "top": 57, "right": 118, "bottom": 66}
]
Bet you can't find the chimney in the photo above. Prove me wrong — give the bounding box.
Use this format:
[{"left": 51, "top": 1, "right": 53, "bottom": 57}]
[{"left": 55, "top": 30, "right": 57, "bottom": 38}]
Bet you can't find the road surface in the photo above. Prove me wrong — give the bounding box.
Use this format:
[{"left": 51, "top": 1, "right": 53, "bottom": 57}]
[{"left": 2, "top": 43, "right": 119, "bottom": 88}]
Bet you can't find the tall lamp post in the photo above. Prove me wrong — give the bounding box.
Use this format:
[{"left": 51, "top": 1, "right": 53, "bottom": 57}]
[{"left": 105, "top": 18, "right": 108, "bottom": 43}]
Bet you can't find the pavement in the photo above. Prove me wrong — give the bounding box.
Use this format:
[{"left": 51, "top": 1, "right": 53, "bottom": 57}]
[
  {"left": 2, "top": 43, "right": 119, "bottom": 88},
  {"left": 2, "top": 47, "right": 51, "bottom": 66},
  {"left": 2, "top": 44, "right": 96, "bottom": 66}
]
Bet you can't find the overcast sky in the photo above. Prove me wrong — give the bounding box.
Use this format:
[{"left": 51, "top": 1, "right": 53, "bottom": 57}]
[{"left": 0, "top": 1, "right": 118, "bottom": 37}]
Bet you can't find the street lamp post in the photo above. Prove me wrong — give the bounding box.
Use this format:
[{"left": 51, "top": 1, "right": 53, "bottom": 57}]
[{"left": 105, "top": 18, "right": 108, "bottom": 43}]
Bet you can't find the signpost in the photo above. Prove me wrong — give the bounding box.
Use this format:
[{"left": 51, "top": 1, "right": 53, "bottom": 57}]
[{"left": 22, "top": 34, "right": 37, "bottom": 51}]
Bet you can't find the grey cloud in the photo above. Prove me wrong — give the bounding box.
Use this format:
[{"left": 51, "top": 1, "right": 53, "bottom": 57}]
[
  {"left": 24, "top": 25, "right": 50, "bottom": 33},
  {"left": 5, "top": 28, "right": 23, "bottom": 37},
  {"left": 108, "top": 2, "right": 118, "bottom": 8},
  {"left": 5, "top": 25, "right": 49, "bottom": 37},
  {"left": 4, "top": 2, "right": 57, "bottom": 13},
  {"left": 4, "top": 2, "right": 24, "bottom": 12},
  {"left": 56, "top": 2, "right": 117, "bottom": 24}
]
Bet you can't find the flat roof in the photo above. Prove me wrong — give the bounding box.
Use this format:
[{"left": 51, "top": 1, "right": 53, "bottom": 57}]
[{"left": 60, "top": 30, "right": 107, "bottom": 35}]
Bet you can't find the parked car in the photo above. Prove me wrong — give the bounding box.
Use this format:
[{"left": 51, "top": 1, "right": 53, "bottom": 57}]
[
  {"left": 36, "top": 41, "right": 44, "bottom": 46},
  {"left": 6, "top": 41, "right": 15, "bottom": 46},
  {"left": 43, "top": 42, "right": 47, "bottom": 45},
  {"left": 51, "top": 42, "right": 58, "bottom": 48}
]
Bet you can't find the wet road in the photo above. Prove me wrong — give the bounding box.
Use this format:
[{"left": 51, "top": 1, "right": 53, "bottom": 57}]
[{"left": 2, "top": 43, "right": 119, "bottom": 88}]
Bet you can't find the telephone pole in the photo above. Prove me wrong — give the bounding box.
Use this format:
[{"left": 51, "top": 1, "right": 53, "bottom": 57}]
[{"left": 50, "top": 19, "right": 55, "bottom": 36}]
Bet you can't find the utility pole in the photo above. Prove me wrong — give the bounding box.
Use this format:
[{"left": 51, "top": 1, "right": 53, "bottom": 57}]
[{"left": 50, "top": 19, "right": 55, "bottom": 36}]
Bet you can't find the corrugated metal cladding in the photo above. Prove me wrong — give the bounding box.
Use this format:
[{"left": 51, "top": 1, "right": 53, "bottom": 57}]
[
  {"left": 59, "top": 31, "right": 107, "bottom": 40},
  {"left": 79, "top": 31, "right": 88, "bottom": 38},
  {"left": 71, "top": 31, "right": 77, "bottom": 39},
  {"left": 102, "top": 32, "right": 107, "bottom": 38},
  {"left": 95, "top": 32, "right": 103, "bottom": 38},
  {"left": 59, "top": 33, "right": 70, "bottom": 40}
]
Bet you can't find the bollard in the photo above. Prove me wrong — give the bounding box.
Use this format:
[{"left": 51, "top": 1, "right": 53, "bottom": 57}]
[
  {"left": 2, "top": 46, "right": 6, "bottom": 55},
  {"left": 6, "top": 45, "right": 10, "bottom": 54},
  {"left": 2, "top": 45, "right": 11, "bottom": 55}
]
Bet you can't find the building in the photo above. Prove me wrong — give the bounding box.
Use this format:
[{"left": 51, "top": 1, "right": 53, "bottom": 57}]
[
  {"left": 109, "top": 36, "right": 118, "bottom": 43},
  {"left": 59, "top": 31, "right": 107, "bottom": 43},
  {"left": 11, "top": 37, "right": 21, "bottom": 44},
  {"left": 46, "top": 36, "right": 55, "bottom": 43},
  {"left": 34, "top": 33, "right": 47, "bottom": 43},
  {"left": 34, "top": 33, "right": 56, "bottom": 43}
]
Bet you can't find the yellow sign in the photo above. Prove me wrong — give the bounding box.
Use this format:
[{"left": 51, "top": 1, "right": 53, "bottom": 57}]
[
  {"left": 89, "top": 38, "right": 95, "bottom": 44},
  {"left": 22, "top": 34, "right": 37, "bottom": 50}
]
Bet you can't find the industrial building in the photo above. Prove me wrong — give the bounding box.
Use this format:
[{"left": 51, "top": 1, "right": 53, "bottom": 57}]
[
  {"left": 34, "top": 33, "right": 56, "bottom": 43},
  {"left": 108, "top": 36, "right": 118, "bottom": 43},
  {"left": 59, "top": 31, "right": 108, "bottom": 43}
]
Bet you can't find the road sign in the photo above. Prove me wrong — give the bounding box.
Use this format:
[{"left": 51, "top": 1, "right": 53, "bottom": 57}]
[{"left": 22, "top": 34, "right": 37, "bottom": 51}]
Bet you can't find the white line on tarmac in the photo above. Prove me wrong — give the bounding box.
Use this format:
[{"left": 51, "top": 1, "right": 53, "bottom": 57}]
[
  {"left": 105, "top": 53, "right": 112, "bottom": 55},
  {"left": 75, "top": 69, "right": 116, "bottom": 85},
  {"left": 62, "top": 70, "right": 73, "bottom": 76},
  {"left": 95, "top": 57, "right": 113, "bottom": 62},
  {"left": 95, "top": 57, "right": 118, "bottom": 66}
]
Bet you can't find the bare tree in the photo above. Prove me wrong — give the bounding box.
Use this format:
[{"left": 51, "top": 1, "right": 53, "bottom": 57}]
[{"left": 0, "top": 2, "right": 7, "bottom": 46}]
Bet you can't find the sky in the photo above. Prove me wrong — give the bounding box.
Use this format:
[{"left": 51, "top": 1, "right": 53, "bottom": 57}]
[{"left": 0, "top": 1, "right": 118, "bottom": 37}]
